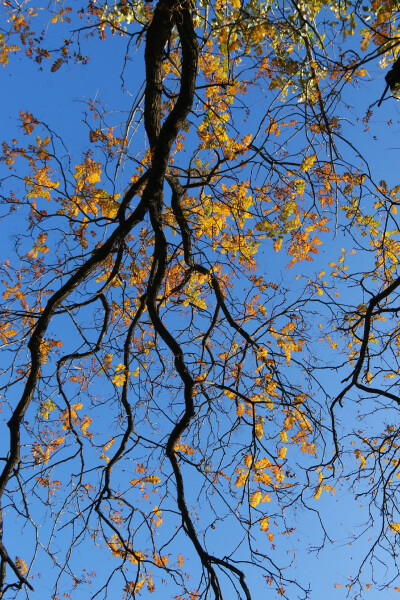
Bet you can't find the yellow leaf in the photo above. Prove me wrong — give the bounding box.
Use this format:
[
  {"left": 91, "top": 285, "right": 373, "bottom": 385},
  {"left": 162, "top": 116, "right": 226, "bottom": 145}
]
[
  {"left": 249, "top": 491, "right": 262, "bottom": 508},
  {"left": 142, "top": 475, "right": 160, "bottom": 485},
  {"left": 279, "top": 431, "right": 288, "bottom": 442},
  {"left": 301, "top": 154, "right": 316, "bottom": 173},
  {"left": 236, "top": 403, "right": 245, "bottom": 418},
  {"left": 255, "top": 417, "right": 264, "bottom": 439},
  {"left": 41, "top": 398, "right": 56, "bottom": 419},
  {"left": 15, "top": 556, "right": 27, "bottom": 577},
  {"left": 277, "top": 446, "right": 287, "bottom": 459}
]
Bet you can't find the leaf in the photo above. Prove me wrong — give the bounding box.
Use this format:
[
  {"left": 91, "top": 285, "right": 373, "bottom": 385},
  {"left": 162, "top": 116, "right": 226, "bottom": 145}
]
[
  {"left": 51, "top": 58, "right": 63, "bottom": 72},
  {"left": 277, "top": 446, "right": 287, "bottom": 459},
  {"left": 249, "top": 491, "right": 262, "bottom": 508},
  {"left": 255, "top": 416, "right": 264, "bottom": 439},
  {"left": 314, "top": 487, "right": 322, "bottom": 501},
  {"left": 41, "top": 398, "right": 56, "bottom": 419},
  {"left": 300, "top": 155, "right": 317, "bottom": 173},
  {"left": 15, "top": 557, "right": 27, "bottom": 577}
]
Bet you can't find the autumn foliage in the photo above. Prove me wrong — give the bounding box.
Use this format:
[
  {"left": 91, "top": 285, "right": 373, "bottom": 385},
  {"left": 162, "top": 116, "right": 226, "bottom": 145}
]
[{"left": 1, "top": 0, "right": 400, "bottom": 599}]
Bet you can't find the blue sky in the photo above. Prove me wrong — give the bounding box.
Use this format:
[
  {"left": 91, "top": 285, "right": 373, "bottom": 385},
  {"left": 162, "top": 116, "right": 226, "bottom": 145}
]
[{"left": 2, "top": 3, "right": 400, "bottom": 600}]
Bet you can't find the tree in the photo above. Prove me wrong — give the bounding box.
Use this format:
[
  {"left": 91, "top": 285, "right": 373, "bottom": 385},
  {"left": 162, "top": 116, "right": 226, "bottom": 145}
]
[{"left": 1, "top": 0, "right": 400, "bottom": 598}]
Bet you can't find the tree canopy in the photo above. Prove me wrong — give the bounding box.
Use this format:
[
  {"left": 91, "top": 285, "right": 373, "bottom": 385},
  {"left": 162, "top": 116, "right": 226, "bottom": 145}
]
[{"left": 1, "top": 0, "right": 400, "bottom": 598}]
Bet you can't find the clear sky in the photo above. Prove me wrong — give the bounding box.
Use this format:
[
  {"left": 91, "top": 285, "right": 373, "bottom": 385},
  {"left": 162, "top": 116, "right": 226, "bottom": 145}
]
[{"left": 2, "top": 3, "right": 400, "bottom": 600}]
